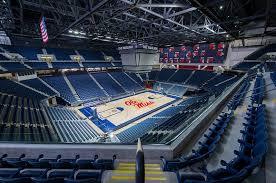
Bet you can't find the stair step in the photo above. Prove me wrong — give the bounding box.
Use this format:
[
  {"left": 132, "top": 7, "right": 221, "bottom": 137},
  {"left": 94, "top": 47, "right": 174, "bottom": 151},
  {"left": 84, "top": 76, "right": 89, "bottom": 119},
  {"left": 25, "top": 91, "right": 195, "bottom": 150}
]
[
  {"left": 117, "top": 166, "right": 161, "bottom": 171},
  {"left": 118, "top": 163, "right": 160, "bottom": 167},
  {"left": 111, "top": 175, "right": 166, "bottom": 181},
  {"left": 113, "top": 170, "right": 164, "bottom": 175}
]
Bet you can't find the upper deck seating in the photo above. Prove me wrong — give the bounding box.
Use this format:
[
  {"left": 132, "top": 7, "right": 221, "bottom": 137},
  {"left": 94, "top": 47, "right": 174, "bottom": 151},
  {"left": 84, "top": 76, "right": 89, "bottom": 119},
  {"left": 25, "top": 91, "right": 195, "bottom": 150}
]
[
  {"left": 52, "top": 62, "right": 80, "bottom": 69},
  {"left": 3, "top": 45, "right": 42, "bottom": 60},
  {"left": 0, "top": 62, "right": 28, "bottom": 71},
  {"left": 77, "top": 50, "right": 104, "bottom": 60},
  {"left": 46, "top": 48, "right": 75, "bottom": 60}
]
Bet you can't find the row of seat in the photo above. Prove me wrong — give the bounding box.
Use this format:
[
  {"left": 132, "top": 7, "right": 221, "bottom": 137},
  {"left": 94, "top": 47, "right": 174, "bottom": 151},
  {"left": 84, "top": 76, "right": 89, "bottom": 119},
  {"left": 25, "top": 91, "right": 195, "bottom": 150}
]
[
  {"left": 2, "top": 45, "right": 105, "bottom": 61},
  {"left": 21, "top": 78, "right": 57, "bottom": 96},
  {"left": 176, "top": 74, "right": 267, "bottom": 182},
  {"left": 0, "top": 79, "right": 46, "bottom": 100},
  {"left": 0, "top": 168, "right": 102, "bottom": 183},
  {"left": 66, "top": 72, "right": 106, "bottom": 101},
  {"left": 41, "top": 75, "right": 77, "bottom": 104},
  {"left": 180, "top": 104, "right": 267, "bottom": 182},
  {"left": 109, "top": 72, "right": 143, "bottom": 92},
  {"left": 251, "top": 74, "right": 265, "bottom": 105},
  {"left": 227, "top": 80, "right": 250, "bottom": 110},
  {"left": 160, "top": 75, "right": 253, "bottom": 171},
  {"left": 161, "top": 111, "right": 233, "bottom": 171},
  {"left": 0, "top": 154, "right": 117, "bottom": 183},
  {"left": 0, "top": 93, "right": 56, "bottom": 142},
  {"left": 45, "top": 106, "right": 99, "bottom": 143},
  {"left": 0, "top": 154, "right": 116, "bottom": 170},
  {"left": 41, "top": 71, "right": 144, "bottom": 104}
]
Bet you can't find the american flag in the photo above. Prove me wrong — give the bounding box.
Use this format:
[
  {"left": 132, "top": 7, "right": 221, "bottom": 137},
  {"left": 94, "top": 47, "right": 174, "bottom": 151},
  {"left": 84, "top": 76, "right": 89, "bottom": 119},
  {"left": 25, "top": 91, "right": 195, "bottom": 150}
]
[{"left": 40, "top": 17, "right": 48, "bottom": 43}]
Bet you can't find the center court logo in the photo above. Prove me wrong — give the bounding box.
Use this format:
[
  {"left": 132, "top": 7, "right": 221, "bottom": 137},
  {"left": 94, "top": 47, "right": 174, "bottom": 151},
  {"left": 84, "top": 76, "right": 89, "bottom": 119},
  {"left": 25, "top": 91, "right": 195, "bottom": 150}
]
[{"left": 124, "top": 99, "right": 154, "bottom": 109}]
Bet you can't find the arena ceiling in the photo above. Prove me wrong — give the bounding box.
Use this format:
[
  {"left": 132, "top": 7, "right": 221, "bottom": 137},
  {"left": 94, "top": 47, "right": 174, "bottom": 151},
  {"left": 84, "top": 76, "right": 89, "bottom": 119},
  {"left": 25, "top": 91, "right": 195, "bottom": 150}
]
[{"left": 0, "top": 0, "right": 275, "bottom": 47}]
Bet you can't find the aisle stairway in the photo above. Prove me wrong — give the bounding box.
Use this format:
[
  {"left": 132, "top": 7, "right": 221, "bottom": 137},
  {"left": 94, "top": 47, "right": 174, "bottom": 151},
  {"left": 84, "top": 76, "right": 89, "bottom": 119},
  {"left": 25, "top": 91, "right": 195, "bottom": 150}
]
[{"left": 102, "top": 161, "right": 177, "bottom": 183}]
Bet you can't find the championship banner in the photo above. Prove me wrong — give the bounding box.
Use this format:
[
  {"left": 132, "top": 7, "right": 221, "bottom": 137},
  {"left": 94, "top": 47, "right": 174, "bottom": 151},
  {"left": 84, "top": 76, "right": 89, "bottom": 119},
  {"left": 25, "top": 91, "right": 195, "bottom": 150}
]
[
  {"left": 193, "top": 50, "right": 199, "bottom": 57},
  {"left": 208, "top": 43, "right": 216, "bottom": 50},
  {"left": 207, "top": 57, "right": 214, "bottom": 63},
  {"left": 201, "top": 50, "right": 206, "bottom": 56},
  {"left": 180, "top": 46, "right": 186, "bottom": 51},
  {"left": 174, "top": 52, "right": 179, "bottom": 58},
  {"left": 193, "top": 44, "right": 200, "bottom": 50},
  {"left": 218, "top": 43, "right": 225, "bottom": 49},
  {"left": 217, "top": 49, "right": 224, "bottom": 57},
  {"left": 169, "top": 47, "right": 175, "bottom": 52},
  {"left": 200, "top": 57, "right": 205, "bottom": 63}
]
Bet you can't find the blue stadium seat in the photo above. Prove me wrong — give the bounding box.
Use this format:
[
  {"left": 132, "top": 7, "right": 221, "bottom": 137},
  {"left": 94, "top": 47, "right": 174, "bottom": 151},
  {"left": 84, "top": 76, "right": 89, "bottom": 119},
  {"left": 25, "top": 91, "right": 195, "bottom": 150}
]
[
  {"left": 66, "top": 72, "right": 106, "bottom": 101},
  {"left": 92, "top": 72, "right": 126, "bottom": 97},
  {"left": 41, "top": 75, "right": 77, "bottom": 103}
]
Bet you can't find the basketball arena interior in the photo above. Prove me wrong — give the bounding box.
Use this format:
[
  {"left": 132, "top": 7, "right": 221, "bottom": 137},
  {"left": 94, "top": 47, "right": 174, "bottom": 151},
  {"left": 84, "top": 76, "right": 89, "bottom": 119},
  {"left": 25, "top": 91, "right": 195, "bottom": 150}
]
[{"left": 0, "top": 0, "right": 275, "bottom": 182}]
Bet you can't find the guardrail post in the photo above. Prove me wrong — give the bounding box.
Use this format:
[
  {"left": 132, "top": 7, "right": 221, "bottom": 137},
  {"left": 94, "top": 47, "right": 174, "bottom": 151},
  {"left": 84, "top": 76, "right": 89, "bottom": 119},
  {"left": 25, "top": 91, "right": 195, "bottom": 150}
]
[{"left": 136, "top": 138, "right": 145, "bottom": 183}]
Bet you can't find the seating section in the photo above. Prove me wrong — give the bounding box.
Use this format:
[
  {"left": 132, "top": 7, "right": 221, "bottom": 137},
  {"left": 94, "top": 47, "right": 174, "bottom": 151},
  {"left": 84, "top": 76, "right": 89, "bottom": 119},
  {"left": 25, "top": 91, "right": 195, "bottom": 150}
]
[
  {"left": 168, "top": 70, "right": 193, "bottom": 83},
  {"left": 126, "top": 72, "right": 144, "bottom": 86},
  {"left": 24, "top": 61, "right": 49, "bottom": 69},
  {"left": 109, "top": 72, "right": 143, "bottom": 92},
  {"left": 52, "top": 62, "right": 80, "bottom": 69},
  {"left": 139, "top": 97, "right": 209, "bottom": 144},
  {"left": 77, "top": 50, "right": 104, "bottom": 60},
  {"left": 271, "top": 72, "right": 276, "bottom": 86},
  {"left": 148, "top": 70, "right": 160, "bottom": 80},
  {"left": 0, "top": 54, "right": 8, "bottom": 60},
  {"left": 104, "top": 50, "right": 121, "bottom": 60},
  {"left": 41, "top": 75, "right": 77, "bottom": 103},
  {"left": 46, "top": 48, "right": 75, "bottom": 60},
  {"left": 113, "top": 62, "right": 122, "bottom": 67},
  {"left": 153, "top": 82, "right": 187, "bottom": 97},
  {"left": 157, "top": 68, "right": 177, "bottom": 81},
  {"left": 227, "top": 80, "right": 250, "bottom": 110},
  {"left": 0, "top": 62, "right": 28, "bottom": 71},
  {"left": 3, "top": 45, "right": 42, "bottom": 60},
  {"left": 82, "top": 62, "right": 113, "bottom": 68},
  {"left": 161, "top": 74, "right": 267, "bottom": 183},
  {"left": 244, "top": 43, "right": 276, "bottom": 60},
  {"left": 232, "top": 61, "right": 260, "bottom": 71},
  {"left": 266, "top": 62, "right": 276, "bottom": 71},
  {"left": 45, "top": 107, "right": 99, "bottom": 143},
  {"left": 0, "top": 93, "right": 56, "bottom": 142},
  {"left": 186, "top": 70, "right": 217, "bottom": 87},
  {"left": 0, "top": 154, "right": 117, "bottom": 183},
  {"left": 21, "top": 78, "right": 57, "bottom": 96},
  {"left": 92, "top": 72, "right": 126, "bottom": 97},
  {"left": 66, "top": 72, "right": 106, "bottom": 101},
  {"left": 0, "top": 79, "right": 46, "bottom": 100}
]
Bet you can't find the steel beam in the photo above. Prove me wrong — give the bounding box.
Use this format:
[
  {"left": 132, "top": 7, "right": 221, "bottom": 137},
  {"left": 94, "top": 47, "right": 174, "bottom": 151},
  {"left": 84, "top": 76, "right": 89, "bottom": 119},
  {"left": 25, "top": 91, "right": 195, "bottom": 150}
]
[{"left": 53, "top": 0, "right": 112, "bottom": 39}]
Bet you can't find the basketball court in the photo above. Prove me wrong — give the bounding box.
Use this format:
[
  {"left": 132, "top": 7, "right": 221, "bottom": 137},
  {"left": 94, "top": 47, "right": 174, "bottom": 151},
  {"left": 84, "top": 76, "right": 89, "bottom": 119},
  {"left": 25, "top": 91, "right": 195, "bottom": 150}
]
[{"left": 77, "top": 91, "right": 177, "bottom": 133}]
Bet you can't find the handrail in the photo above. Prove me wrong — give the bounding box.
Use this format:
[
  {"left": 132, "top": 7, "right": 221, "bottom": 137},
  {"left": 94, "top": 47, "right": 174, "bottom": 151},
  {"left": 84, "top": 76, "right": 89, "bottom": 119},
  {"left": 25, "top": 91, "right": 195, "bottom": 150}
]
[{"left": 136, "top": 138, "right": 145, "bottom": 183}]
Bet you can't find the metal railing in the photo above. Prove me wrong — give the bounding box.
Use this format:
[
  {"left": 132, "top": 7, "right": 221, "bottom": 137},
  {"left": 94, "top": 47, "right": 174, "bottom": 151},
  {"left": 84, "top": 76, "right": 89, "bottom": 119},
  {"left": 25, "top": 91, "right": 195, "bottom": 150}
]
[{"left": 136, "top": 138, "right": 145, "bottom": 183}]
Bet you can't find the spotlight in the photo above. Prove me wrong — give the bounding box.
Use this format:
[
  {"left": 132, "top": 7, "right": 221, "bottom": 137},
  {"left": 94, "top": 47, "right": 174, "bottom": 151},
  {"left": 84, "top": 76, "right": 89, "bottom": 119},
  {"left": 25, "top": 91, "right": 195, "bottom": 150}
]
[{"left": 219, "top": 5, "right": 223, "bottom": 10}]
